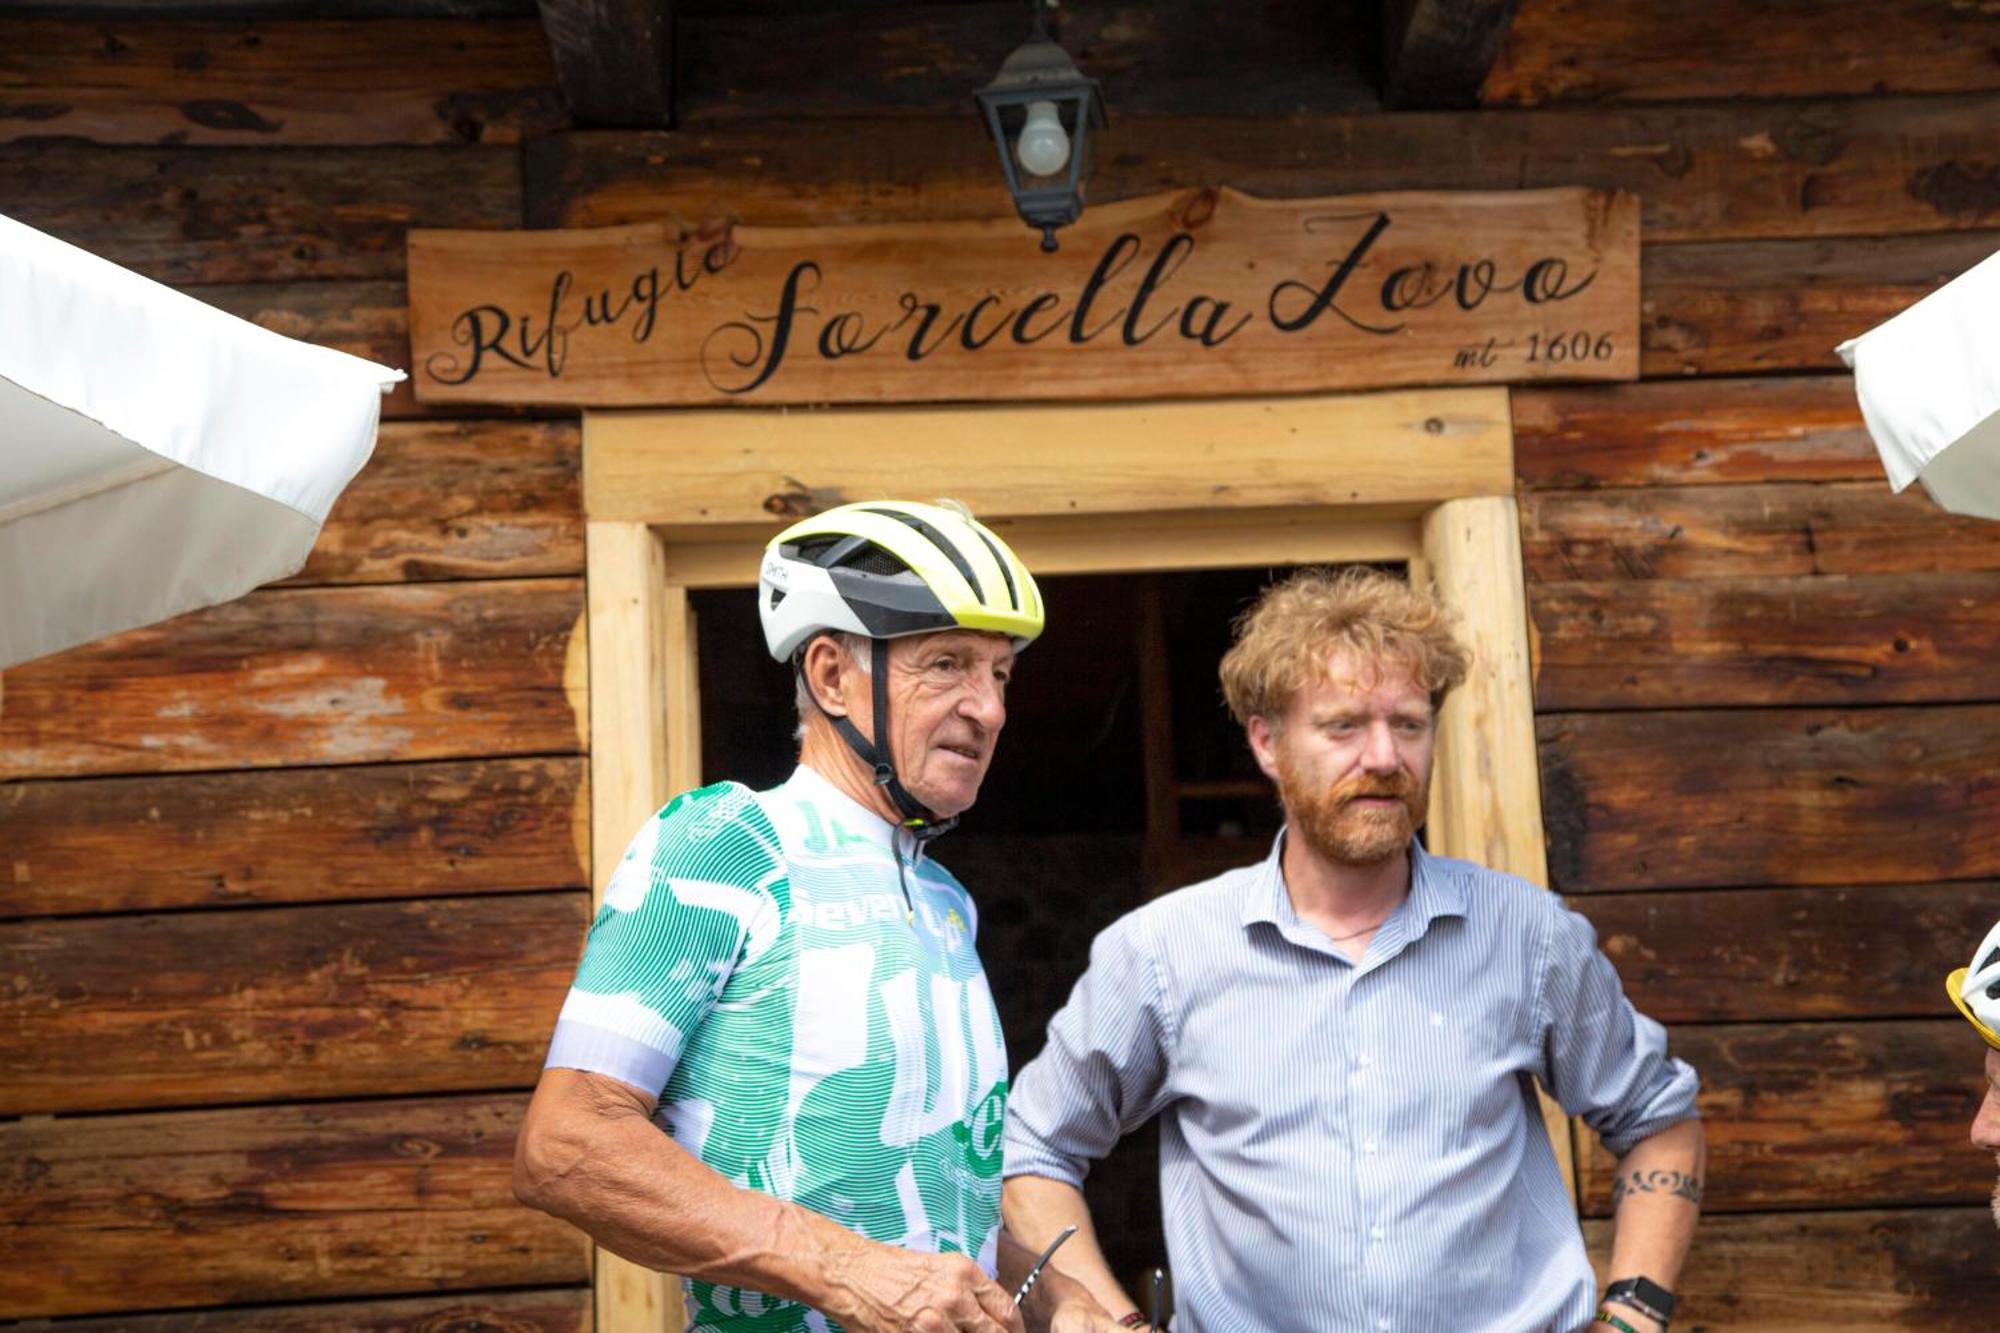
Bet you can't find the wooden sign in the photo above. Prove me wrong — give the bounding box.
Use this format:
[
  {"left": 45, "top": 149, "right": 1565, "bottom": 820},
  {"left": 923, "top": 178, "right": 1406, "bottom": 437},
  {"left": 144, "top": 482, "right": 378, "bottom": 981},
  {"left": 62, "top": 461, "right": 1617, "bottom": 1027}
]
[{"left": 408, "top": 186, "right": 1638, "bottom": 407}]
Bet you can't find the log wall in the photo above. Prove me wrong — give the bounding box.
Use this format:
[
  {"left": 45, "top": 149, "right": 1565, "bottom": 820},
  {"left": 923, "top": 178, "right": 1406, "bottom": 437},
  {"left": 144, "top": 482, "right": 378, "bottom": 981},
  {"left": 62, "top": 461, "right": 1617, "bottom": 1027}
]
[{"left": 5, "top": 0, "right": 1999, "bottom": 1324}]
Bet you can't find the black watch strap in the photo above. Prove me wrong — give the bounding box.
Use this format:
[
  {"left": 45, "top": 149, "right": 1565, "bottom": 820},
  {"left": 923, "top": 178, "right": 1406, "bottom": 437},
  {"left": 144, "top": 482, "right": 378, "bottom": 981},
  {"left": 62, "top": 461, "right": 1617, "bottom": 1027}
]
[{"left": 1604, "top": 1276, "right": 1675, "bottom": 1324}]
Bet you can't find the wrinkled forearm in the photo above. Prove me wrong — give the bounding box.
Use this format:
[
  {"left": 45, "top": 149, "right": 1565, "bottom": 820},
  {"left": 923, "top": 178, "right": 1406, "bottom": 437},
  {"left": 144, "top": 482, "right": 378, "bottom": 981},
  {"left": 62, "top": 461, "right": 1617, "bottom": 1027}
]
[
  {"left": 1603, "top": 1117, "right": 1706, "bottom": 1317},
  {"left": 514, "top": 1070, "right": 868, "bottom": 1311}
]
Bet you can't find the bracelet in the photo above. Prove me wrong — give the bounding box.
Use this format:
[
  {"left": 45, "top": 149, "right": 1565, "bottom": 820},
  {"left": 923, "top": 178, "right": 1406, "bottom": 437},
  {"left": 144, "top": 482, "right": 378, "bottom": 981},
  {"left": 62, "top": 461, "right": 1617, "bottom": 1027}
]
[
  {"left": 1594, "top": 1313, "right": 1641, "bottom": 1333},
  {"left": 1117, "top": 1314, "right": 1150, "bottom": 1329}
]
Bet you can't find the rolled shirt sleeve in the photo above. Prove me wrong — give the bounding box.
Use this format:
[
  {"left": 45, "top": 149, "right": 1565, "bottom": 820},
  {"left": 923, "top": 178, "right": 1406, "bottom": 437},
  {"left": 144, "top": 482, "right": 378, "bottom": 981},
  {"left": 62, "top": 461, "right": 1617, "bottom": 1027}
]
[
  {"left": 1005, "top": 910, "right": 1176, "bottom": 1187},
  {"left": 1536, "top": 897, "right": 1701, "bottom": 1157}
]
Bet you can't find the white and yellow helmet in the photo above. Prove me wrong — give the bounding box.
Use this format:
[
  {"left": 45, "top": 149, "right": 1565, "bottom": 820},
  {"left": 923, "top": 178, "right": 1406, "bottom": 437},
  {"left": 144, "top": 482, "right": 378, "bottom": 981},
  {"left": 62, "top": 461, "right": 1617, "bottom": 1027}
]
[
  {"left": 758, "top": 500, "right": 1044, "bottom": 663},
  {"left": 1950, "top": 920, "right": 2000, "bottom": 1051}
]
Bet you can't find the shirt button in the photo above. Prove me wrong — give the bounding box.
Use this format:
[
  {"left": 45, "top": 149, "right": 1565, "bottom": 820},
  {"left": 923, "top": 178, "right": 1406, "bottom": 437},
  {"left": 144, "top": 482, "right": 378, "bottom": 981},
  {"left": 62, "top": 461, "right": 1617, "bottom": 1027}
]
[
  {"left": 1364, "top": 1140, "right": 1379, "bottom": 1155},
  {"left": 1357, "top": 1052, "right": 1374, "bottom": 1068},
  {"left": 1371, "top": 1223, "right": 1386, "bottom": 1242},
  {"left": 1377, "top": 1320, "right": 1391, "bottom": 1331}
]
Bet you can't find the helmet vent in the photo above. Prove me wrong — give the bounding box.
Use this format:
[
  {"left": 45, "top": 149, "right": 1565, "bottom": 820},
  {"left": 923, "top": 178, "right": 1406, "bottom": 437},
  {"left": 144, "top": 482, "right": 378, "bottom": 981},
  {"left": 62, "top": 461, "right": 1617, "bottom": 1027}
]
[{"left": 768, "top": 587, "right": 787, "bottom": 609}]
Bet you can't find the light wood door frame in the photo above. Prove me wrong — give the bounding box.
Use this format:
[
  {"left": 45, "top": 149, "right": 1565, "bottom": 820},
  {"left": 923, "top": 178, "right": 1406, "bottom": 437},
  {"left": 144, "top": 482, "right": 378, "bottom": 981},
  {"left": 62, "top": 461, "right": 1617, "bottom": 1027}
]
[{"left": 581, "top": 387, "right": 1566, "bottom": 1333}]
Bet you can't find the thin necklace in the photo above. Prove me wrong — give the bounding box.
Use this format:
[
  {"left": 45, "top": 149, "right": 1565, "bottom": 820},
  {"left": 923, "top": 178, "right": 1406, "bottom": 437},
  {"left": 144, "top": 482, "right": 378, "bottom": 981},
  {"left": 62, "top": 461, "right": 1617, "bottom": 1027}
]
[{"left": 1323, "top": 913, "right": 1394, "bottom": 942}]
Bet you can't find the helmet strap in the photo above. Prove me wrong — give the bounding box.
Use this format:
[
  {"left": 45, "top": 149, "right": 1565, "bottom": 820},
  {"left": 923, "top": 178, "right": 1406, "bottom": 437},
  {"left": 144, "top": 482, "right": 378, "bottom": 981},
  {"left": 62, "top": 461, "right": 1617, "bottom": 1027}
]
[{"left": 822, "top": 637, "right": 957, "bottom": 840}]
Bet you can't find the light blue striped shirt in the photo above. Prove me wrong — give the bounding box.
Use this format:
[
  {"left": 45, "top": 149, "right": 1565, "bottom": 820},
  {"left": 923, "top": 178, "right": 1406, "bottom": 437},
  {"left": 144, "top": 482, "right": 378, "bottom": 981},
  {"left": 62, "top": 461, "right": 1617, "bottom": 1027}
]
[{"left": 1004, "top": 837, "right": 1700, "bottom": 1333}]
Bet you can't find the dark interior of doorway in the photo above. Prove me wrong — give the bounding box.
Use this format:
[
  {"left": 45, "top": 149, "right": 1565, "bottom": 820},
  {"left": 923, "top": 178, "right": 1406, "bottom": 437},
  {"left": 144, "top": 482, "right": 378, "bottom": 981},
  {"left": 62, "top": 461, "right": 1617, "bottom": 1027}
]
[{"left": 694, "top": 567, "right": 1299, "bottom": 1296}]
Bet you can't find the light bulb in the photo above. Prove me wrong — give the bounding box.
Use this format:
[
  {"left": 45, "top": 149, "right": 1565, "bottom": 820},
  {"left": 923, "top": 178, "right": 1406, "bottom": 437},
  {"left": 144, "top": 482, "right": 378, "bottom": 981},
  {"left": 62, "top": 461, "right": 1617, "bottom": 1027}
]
[{"left": 1014, "top": 100, "right": 1071, "bottom": 177}]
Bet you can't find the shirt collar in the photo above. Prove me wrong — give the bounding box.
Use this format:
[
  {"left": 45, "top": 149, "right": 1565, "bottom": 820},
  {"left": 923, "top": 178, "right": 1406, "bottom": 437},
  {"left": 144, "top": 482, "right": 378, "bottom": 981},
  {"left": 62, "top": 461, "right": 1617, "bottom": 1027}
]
[
  {"left": 785, "top": 762, "right": 904, "bottom": 852},
  {"left": 1242, "top": 832, "right": 1468, "bottom": 935}
]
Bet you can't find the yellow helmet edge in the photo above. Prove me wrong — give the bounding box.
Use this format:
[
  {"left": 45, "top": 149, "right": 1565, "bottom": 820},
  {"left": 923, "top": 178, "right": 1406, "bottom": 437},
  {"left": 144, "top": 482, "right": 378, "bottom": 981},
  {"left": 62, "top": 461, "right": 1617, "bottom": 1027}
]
[{"left": 1948, "top": 968, "right": 2000, "bottom": 1051}]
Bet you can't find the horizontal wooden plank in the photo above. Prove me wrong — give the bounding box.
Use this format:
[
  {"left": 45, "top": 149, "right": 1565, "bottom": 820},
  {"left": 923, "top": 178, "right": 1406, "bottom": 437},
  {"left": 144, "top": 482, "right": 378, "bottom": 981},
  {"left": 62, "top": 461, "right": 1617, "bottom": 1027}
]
[
  {"left": 1640, "top": 229, "right": 2000, "bottom": 378},
  {"left": 528, "top": 94, "right": 2000, "bottom": 244},
  {"left": 1538, "top": 705, "right": 2000, "bottom": 892},
  {"left": 0, "top": 142, "right": 519, "bottom": 285},
  {"left": 677, "top": 1, "right": 1378, "bottom": 123},
  {"left": 1488, "top": 0, "right": 2000, "bottom": 105},
  {"left": 1, "top": 891, "right": 583, "bottom": 1113},
  {"left": 0, "top": 757, "right": 586, "bottom": 919},
  {"left": 0, "top": 1094, "right": 589, "bottom": 1317},
  {"left": 1530, "top": 572, "right": 2000, "bottom": 709},
  {"left": 1511, "top": 377, "right": 1881, "bottom": 490},
  {"left": 290, "top": 419, "right": 583, "bottom": 585},
  {"left": 0, "top": 17, "right": 562, "bottom": 145},
  {"left": 1519, "top": 482, "right": 2000, "bottom": 581},
  {"left": 1583, "top": 1208, "right": 2000, "bottom": 1329},
  {"left": 585, "top": 390, "right": 1512, "bottom": 525},
  {"left": 0, "top": 578, "right": 585, "bottom": 780},
  {"left": 1577, "top": 881, "right": 1998, "bottom": 1023},
  {"left": 1580, "top": 1020, "right": 1983, "bottom": 1214},
  {"left": 19, "top": 1287, "right": 591, "bottom": 1333}
]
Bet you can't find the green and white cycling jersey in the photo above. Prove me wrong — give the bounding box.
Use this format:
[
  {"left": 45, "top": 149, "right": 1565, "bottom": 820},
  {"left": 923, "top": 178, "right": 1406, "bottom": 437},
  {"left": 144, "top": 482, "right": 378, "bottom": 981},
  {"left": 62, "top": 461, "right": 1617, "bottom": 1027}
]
[{"left": 545, "top": 764, "right": 1010, "bottom": 1333}]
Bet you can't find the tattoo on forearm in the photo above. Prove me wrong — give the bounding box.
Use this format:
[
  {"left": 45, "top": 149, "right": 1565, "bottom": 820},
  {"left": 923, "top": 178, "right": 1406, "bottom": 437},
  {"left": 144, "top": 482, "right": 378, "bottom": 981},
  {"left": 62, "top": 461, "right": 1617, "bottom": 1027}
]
[{"left": 1610, "top": 1169, "right": 1703, "bottom": 1208}]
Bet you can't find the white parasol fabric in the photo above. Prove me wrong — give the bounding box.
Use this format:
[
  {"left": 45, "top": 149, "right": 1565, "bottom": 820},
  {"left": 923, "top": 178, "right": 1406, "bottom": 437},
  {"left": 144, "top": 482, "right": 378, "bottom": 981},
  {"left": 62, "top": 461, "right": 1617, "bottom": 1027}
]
[
  {"left": 0, "top": 212, "right": 404, "bottom": 669},
  {"left": 1836, "top": 246, "right": 2000, "bottom": 520}
]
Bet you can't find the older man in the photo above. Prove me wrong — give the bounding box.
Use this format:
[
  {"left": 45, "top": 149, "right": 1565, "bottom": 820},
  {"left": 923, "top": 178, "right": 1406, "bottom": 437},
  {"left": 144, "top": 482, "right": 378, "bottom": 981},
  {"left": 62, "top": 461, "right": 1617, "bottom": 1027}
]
[
  {"left": 1950, "top": 921, "right": 2000, "bottom": 1224},
  {"left": 1004, "top": 567, "right": 1705, "bottom": 1333},
  {"left": 516, "top": 501, "right": 1119, "bottom": 1333}
]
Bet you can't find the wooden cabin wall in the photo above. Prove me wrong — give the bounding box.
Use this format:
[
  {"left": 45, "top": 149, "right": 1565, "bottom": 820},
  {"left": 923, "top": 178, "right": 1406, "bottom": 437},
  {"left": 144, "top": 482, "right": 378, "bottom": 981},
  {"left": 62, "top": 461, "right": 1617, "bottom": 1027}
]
[
  {"left": 0, "top": 6, "right": 596, "bottom": 1326},
  {"left": 6, "top": 0, "right": 2000, "bottom": 1326}
]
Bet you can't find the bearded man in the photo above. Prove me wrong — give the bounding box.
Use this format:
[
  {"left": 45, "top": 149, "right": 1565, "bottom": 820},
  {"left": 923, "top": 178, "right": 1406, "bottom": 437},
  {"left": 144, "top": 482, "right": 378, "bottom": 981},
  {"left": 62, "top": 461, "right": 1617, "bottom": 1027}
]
[{"left": 1002, "top": 568, "right": 1705, "bottom": 1333}]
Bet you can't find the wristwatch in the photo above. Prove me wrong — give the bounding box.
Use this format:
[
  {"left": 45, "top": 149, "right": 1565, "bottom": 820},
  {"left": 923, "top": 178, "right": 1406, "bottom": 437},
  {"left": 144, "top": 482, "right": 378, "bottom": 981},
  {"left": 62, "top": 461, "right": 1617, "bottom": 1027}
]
[{"left": 1603, "top": 1276, "right": 1675, "bottom": 1325}]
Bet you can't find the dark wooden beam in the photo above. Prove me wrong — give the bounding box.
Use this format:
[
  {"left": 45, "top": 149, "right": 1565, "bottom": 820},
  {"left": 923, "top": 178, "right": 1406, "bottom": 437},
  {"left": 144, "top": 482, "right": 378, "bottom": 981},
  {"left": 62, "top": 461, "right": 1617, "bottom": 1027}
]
[
  {"left": 535, "top": 0, "right": 672, "bottom": 127},
  {"left": 1380, "top": 0, "right": 1519, "bottom": 108}
]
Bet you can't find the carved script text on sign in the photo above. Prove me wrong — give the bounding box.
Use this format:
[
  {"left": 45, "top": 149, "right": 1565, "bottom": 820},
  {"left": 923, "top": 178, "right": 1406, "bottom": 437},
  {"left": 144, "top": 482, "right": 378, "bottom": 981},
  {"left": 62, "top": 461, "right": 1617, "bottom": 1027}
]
[{"left": 407, "top": 187, "right": 1639, "bottom": 406}]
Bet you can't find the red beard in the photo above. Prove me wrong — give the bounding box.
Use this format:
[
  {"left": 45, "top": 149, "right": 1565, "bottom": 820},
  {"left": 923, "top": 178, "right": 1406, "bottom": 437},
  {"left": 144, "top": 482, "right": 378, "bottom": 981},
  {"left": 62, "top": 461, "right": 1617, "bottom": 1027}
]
[{"left": 1278, "top": 753, "right": 1426, "bottom": 867}]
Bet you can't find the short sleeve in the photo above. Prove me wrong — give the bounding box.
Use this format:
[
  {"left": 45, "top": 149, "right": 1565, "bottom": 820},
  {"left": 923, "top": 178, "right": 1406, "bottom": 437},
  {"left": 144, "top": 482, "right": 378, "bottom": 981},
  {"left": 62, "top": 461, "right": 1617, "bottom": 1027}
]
[{"left": 544, "top": 782, "right": 783, "bottom": 1099}]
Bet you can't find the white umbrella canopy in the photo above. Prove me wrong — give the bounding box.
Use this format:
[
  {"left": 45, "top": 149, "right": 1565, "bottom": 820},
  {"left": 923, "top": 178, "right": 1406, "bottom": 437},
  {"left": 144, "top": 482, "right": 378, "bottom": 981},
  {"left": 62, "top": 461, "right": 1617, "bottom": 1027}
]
[
  {"left": 1837, "top": 246, "right": 2000, "bottom": 521},
  {"left": 0, "top": 212, "right": 403, "bottom": 669}
]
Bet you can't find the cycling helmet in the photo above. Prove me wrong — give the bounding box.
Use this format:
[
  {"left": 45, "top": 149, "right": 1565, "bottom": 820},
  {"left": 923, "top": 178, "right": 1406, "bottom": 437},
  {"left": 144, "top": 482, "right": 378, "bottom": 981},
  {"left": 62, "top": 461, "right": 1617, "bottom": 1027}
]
[
  {"left": 759, "top": 500, "right": 1043, "bottom": 662},
  {"left": 1950, "top": 919, "right": 2000, "bottom": 1051},
  {"left": 758, "top": 500, "right": 1044, "bottom": 833}
]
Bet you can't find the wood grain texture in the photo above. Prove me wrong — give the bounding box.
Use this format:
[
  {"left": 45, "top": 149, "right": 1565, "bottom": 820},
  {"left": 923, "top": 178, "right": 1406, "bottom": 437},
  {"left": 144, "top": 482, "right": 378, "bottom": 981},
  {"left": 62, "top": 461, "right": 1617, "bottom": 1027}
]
[
  {"left": 584, "top": 391, "right": 1511, "bottom": 524},
  {"left": 1537, "top": 706, "right": 2000, "bottom": 892},
  {"left": 0, "top": 142, "right": 519, "bottom": 285},
  {"left": 1488, "top": 0, "right": 2000, "bottom": 105},
  {"left": 1519, "top": 483, "right": 2000, "bottom": 582},
  {"left": 1, "top": 892, "right": 584, "bottom": 1113},
  {"left": 1382, "top": 0, "right": 1522, "bottom": 110},
  {"left": 0, "top": 17, "right": 563, "bottom": 144},
  {"left": 0, "top": 1094, "right": 590, "bottom": 1317},
  {"left": 675, "top": 1, "right": 1377, "bottom": 123},
  {"left": 290, "top": 420, "right": 583, "bottom": 586},
  {"left": 1579, "top": 1021, "right": 1983, "bottom": 1214},
  {"left": 1640, "top": 230, "right": 2000, "bottom": 378},
  {"left": 1529, "top": 572, "right": 2000, "bottom": 709},
  {"left": 1511, "top": 377, "right": 1882, "bottom": 490},
  {"left": 1582, "top": 1208, "right": 2000, "bottom": 1329},
  {"left": 528, "top": 95, "right": 2000, "bottom": 243},
  {"left": 1577, "top": 881, "right": 2000, "bottom": 1023},
  {"left": 27, "top": 1287, "right": 591, "bottom": 1333},
  {"left": 1, "top": 757, "right": 587, "bottom": 919},
  {"left": 0, "top": 579, "right": 585, "bottom": 780},
  {"left": 535, "top": 0, "right": 673, "bottom": 128},
  {"left": 410, "top": 187, "right": 1639, "bottom": 408}
]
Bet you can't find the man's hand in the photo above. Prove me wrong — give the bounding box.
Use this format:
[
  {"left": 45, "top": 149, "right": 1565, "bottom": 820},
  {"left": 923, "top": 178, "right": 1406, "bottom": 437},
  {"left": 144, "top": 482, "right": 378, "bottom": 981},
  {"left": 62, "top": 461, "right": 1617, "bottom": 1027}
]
[
  {"left": 1048, "top": 1297, "right": 1135, "bottom": 1333},
  {"left": 820, "top": 1243, "right": 1024, "bottom": 1333}
]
